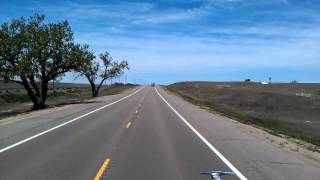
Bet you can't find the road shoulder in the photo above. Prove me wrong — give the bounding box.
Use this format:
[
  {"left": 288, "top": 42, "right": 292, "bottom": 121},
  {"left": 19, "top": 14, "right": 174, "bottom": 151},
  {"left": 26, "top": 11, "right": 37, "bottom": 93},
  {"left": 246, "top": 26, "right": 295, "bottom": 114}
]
[
  {"left": 0, "top": 86, "right": 139, "bottom": 126},
  {"left": 158, "top": 86, "right": 320, "bottom": 180},
  {"left": 0, "top": 86, "right": 141, "bottom": 150}
]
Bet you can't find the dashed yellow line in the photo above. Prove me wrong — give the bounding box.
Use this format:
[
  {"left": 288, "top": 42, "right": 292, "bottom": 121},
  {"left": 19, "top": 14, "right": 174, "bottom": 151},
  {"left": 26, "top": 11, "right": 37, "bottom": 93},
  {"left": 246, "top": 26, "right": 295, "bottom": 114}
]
[
  {"left": 124, "top": 95, "right": 145, "bottom": 130},
  {"left": 94, "top": 158, "right": 111, "bottom": 180},
  {"left": 126, "top": 121, "right": 132, "bottom": 128}
]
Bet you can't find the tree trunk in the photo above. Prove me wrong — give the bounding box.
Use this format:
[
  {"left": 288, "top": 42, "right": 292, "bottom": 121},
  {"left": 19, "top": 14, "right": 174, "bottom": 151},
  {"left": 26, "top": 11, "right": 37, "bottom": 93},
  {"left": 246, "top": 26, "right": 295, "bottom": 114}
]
[
  {"left": 94, "top": 79, "right": 105, "bottom": 98},
  {"left": 32, "top": 100, "right": 46, "bottom": 110},
  {"left": 20, "top": 75, "right": 48, "bottom": 110},
  {"left": 89, "top": 81, "right": 98, "bottom": 97},
  {"left": 39, "top": 80, "right": 48, "bottom": 109},
  {"left": 19, "top": 75, "right": 42, "bottom": 110},
  {"left": 93, "top": 90, "right": 98, "bottom": 97}
]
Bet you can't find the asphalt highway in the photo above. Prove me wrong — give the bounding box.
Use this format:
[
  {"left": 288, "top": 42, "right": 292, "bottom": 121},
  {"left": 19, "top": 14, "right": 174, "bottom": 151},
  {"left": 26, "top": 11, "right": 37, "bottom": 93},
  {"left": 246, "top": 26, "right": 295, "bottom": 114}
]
[{"left": 0, "top": 86, "right": 319, "bottom": 180}]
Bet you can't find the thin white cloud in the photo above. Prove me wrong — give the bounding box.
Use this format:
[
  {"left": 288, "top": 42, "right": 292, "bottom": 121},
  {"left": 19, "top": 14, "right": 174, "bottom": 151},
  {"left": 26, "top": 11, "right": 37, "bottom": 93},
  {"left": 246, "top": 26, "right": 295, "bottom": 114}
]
[
  {"left": 131, "top": 7, "right": 208, "bottom": 24},
  {"left": 30, "top": 0, "right": 211, "bottom": 25},
  {"left": 8, "top": 0, "right": 320, "bottom": 82},
  {"left": 30, "top": 1, "right": 156, "bottom": 22},
  {"left": 75, "top": 24, "right": 320, "bottom": 75}
]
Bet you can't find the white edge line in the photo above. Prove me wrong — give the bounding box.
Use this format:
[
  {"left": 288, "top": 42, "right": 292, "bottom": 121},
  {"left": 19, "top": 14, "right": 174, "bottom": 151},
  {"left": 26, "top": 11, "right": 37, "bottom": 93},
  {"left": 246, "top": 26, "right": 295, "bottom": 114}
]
[
  {"left": 0, "top": 87, "right": 144, "bottom": 154},
  {"left": 155, "top": 87, "right": 248, "bottom": 180}
]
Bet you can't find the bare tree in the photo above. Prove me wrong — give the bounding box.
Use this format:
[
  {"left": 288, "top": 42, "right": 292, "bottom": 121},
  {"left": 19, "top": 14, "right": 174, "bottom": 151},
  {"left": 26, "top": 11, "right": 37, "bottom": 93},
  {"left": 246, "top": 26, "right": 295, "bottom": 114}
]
[{"left": 77, "top": 51, "right": 129, "bottom": 97}]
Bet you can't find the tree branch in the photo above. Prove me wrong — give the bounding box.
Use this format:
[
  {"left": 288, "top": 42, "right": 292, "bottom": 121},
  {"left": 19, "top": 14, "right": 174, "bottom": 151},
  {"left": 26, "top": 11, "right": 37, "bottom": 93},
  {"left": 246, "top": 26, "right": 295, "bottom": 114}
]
[
  {"left": 96, "top": 78, "right": 106, "bottom": 95},
  {"left": 5, "top": 78, "right": 24, "bottom": 85}
]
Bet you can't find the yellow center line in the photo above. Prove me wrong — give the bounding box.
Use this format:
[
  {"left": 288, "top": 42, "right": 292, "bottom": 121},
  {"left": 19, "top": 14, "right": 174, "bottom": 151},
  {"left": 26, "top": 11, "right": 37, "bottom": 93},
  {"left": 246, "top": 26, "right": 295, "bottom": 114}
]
[
  {"left": 94, "top": 158, "right": 111, "bottom": 180},
  {"left": 123, "top": 95, "right": 146, "bottom": 130},
  {"left": 126, "top": 121, "right": 132, "bottom": 128}
]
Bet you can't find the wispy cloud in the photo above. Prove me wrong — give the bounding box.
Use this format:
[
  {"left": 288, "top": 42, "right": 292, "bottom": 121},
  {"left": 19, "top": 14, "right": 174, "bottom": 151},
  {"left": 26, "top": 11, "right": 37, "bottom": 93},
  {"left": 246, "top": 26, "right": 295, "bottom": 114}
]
[
  {"left": 1, "top": 0, "right": 320, "bottom": 83},
  {"left": 131, "top": 7, "right": 208, "bottom": 24}
]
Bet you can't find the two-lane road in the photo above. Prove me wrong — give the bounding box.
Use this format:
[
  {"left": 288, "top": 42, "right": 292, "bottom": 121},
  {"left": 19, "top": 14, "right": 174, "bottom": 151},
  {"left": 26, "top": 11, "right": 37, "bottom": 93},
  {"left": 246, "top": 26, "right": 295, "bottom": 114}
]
[{"left": 0, "top": 86, "right": 319, "bottom": 179}]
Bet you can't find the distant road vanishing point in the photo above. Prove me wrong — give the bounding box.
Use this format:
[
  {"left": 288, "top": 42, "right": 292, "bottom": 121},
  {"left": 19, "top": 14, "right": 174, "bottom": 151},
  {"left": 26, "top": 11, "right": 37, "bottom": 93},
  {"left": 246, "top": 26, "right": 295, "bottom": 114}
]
[{"left": 0, "top": 86, "right": 319, "bottom": 180}]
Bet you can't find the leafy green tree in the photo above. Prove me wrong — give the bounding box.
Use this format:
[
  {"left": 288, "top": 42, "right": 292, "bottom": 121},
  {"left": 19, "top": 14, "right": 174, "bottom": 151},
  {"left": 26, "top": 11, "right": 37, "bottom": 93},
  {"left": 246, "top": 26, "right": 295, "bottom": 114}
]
[
  {"left": 77, "top": 51, "right": 129, "bottom": 97},
  {"left": 0, "top": 14, "right": 85, "bottom": 109}
]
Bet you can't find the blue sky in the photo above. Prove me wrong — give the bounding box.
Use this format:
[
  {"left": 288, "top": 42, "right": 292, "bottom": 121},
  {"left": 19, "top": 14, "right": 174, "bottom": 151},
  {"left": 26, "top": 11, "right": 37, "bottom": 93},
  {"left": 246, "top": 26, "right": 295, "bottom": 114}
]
[{"left": 1, "top": 0, "right": 320, "bottom": 84}]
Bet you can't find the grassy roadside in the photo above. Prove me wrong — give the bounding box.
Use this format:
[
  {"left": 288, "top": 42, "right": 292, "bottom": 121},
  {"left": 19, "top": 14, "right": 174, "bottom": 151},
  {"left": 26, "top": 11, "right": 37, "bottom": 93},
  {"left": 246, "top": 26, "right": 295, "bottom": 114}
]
[
  {"left": 0, "top": 94, "right": 32, "bottom": 103},
  {"left": 0, "top": 84, "right": 136, "bottom": 103},
  {"left": 165, "top": 86, "right": 320, "bottom": 151},
  {"left": 0, "top": 84, "right": 138, "bottom": 120}
]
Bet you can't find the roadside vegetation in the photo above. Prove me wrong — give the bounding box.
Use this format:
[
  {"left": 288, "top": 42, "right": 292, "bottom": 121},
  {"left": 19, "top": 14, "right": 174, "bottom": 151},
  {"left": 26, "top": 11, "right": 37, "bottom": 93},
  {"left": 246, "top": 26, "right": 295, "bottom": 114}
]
[
  {"left": 0, "top": 83, "right": 135, "bottom": 103},
  {"left": 76, "top": 51, "right": 129, "bottom": 97},
  {"left": 0, "top": 94, "right": 31, "bottom": 103},
  {"left": 0, "top": 83, "right": 137, "bottom": 119},
  {"left": 167, "top": 82, "right": 320, "bottom": 149},
  {"left": 0, "top": 14, "right": 129, "bottom": 110}
]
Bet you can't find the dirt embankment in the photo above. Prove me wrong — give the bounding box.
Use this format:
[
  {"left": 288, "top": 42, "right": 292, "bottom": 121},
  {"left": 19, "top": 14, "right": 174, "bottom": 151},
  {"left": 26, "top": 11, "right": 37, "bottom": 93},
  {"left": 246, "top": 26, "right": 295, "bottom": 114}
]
[{"left": 167, "top": 81, "right": 320, "bottom": 147}]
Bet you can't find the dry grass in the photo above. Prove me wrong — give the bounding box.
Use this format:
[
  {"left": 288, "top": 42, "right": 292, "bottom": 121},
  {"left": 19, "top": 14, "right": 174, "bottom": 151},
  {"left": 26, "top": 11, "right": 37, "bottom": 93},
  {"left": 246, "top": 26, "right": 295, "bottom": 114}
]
[
  {"left": 167, "top": 81, "right": 320, "bottom": 147},
  {"left": 0, "top": 84, "right": 138, "bottom": 119}
]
